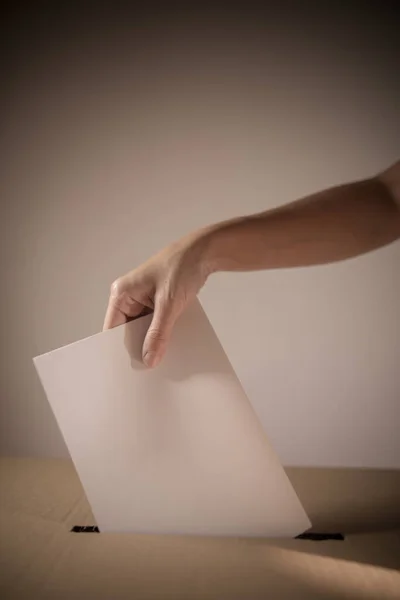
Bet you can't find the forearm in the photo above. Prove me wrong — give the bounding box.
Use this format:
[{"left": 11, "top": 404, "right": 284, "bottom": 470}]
[{"left": 201, "top": 169, "right": 400, "bottom": 274}]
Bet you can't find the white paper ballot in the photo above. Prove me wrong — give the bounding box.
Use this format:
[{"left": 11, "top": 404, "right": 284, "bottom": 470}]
[{"left": 34, "top": 300, "right": 310, "bottom": 537}]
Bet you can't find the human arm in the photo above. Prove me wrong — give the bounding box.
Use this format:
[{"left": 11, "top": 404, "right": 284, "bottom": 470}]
[{"left": 104, "top": 160, "right": 400, "bottom": 367}]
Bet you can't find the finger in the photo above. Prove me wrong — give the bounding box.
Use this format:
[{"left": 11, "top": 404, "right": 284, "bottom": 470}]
[
  {"left": 103, "top": 302, "right": 127, "bottom": 330},
  {"left": 142, "top": 299, "right": 181, "bottom": 368},
  {"left": 103, "top": 293, "right": 144, "bottom": 330}
]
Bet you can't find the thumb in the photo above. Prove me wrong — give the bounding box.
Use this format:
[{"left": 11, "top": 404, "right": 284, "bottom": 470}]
[{"left": 142, "top": 298, "right": 180, "bottom": 368}]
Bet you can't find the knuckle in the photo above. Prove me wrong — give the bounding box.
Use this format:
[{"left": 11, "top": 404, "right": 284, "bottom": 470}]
[
  {"left": 110, "top": 277, "right": 128, "bottom": 298},
  {"left": 147, "top": 328, "right": 167, "bottom": 344}
]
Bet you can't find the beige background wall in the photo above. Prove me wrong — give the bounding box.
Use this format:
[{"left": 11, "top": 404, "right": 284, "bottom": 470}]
[{"left": 1, "top": 4, "right": 399, "bottom": 467}]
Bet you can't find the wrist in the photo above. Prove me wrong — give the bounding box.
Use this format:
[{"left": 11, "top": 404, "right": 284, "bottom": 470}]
[{"left": 190, "top": 223, "right": 226, "bottom": 277}]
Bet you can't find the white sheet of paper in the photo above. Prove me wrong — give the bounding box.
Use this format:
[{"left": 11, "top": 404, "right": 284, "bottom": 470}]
[{"left": 34, "top": 300, "right": 310, "bottom": 537}]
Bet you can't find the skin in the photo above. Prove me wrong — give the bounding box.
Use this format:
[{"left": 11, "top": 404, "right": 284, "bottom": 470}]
[{"left": 104, "top": 160, "right": 400, "bottom": 368}]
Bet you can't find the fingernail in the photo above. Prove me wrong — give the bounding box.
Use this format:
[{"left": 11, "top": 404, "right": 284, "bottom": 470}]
[{"left": 143, "top": 351, "right": 160, "bottom": 368}]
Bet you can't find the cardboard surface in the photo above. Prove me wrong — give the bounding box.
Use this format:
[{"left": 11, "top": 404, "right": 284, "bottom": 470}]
[
  {"left": 1, "top": 458, "right": 400, "bottom": 600},
  {"left": 33, "top": 300, "right": 309, "bottom": 537}
]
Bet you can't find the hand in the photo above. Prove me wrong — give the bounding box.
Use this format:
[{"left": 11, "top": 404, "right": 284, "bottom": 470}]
[{"left": 103, "top": 232, "right": 211, "bottom": 368}]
